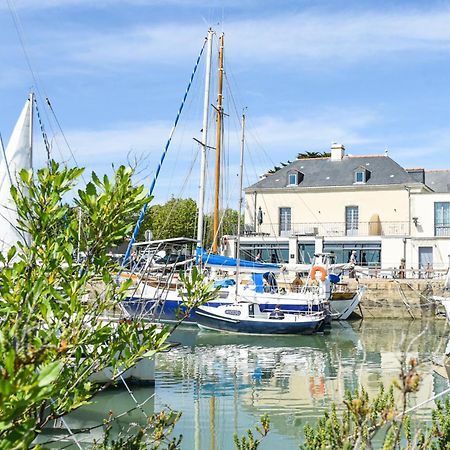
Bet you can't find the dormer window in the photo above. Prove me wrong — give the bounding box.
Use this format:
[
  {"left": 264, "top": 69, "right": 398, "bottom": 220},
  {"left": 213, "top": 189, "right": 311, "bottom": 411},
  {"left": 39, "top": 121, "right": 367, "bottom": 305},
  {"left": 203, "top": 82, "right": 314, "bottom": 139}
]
[
  {"left": 354, "top": 166, "right": 370, "bottom": 184},
  {"left": 355, "top": 171, "right": 365, "bottom": 183},
  {"left": 287, "top": 170, "right": 303, "bottom": 186}
]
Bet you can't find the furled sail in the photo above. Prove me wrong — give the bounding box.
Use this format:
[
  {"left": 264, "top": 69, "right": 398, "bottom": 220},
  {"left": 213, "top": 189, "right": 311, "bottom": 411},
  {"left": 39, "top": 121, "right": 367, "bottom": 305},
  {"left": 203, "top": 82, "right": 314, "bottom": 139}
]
[
  {"left": 196, "top": 247, "right": 280, "bottom": 273},
  {"left": 0, "top": 95, "right": 33, "bottom": 255}
]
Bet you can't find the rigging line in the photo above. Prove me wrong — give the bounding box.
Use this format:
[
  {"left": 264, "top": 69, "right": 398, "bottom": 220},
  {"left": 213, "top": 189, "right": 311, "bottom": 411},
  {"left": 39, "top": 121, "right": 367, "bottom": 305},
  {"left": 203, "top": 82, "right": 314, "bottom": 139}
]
[
  {"left": 6, "top": 0, "right": 71, "bottom": 169},
  {"left": 45, "top": 97, "right": 84, "bottom": 177},
  {"left": 33, "top": 97, "right": 51, "bottom": 160},
  {"left": 6, "top": 0, "right": 64, "bottom": 161},
  {"left": 121, "top": 36, "right": 208, "bottom": 267}
]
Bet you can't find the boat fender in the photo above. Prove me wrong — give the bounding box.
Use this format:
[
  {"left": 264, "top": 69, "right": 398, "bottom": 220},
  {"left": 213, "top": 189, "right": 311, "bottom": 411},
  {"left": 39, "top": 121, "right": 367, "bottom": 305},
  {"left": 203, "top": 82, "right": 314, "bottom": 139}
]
[{"left": 310, "top": 266, "right": 327, "bottom": 282}]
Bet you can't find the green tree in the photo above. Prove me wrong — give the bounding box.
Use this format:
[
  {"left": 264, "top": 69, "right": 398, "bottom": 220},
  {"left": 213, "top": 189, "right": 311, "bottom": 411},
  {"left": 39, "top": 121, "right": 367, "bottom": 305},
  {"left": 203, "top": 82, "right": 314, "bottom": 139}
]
[
  {"left": 139, "top": 197, "right": 197, "bottom": 241},
  {"left": 0, "top": 162, "right": 217, "bottom": 449},
  {"left": 297, "top": 151, "right": 331, "bottom": 159},
  {"left": 203, "top": 208, "right": 242, "bottom": 249}
]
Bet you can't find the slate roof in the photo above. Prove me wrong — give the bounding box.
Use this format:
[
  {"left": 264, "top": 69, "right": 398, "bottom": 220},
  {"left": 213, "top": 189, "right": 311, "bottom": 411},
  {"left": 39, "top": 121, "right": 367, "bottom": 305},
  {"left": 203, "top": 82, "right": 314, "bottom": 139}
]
[
  {"left": 246, "top": 155, "right": 420, "bottom": 191},
  {"left": 424, "top": 170, "right": 450, "bottom": 193}
]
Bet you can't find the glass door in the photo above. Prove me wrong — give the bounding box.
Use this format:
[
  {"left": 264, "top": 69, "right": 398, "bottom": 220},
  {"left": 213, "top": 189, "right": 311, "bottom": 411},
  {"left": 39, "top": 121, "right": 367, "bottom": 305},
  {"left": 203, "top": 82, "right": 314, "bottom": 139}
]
[{"left": 345, "top": 206, "right": 359, "bottom": 236}]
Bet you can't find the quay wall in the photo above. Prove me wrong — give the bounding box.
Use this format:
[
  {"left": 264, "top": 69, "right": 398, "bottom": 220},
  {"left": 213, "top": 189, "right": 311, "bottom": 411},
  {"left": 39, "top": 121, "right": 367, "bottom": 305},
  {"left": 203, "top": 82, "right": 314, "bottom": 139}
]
[{"left": 345, "top": 278, "right": 447, "bottom": 319}]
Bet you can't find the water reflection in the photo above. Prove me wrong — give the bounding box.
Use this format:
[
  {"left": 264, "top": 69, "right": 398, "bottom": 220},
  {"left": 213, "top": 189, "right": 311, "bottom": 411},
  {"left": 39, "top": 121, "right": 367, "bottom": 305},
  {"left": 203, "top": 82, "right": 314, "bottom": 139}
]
[
  {"left": 156, "top": 319, "right": 449, "bottom": 448},
  {"left": 38, "top": 319, "right": 449, "bottom": 449}
]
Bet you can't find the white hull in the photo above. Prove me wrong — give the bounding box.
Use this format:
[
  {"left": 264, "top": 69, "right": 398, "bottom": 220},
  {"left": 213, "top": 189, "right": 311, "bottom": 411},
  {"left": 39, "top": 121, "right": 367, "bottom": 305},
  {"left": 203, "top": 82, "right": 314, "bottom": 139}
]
[
  {"left": 89, "top": 356, "right": 155, "bottom": 385},
  {"left": 329, "top": 287, "right": 365, "bottom": 320}
]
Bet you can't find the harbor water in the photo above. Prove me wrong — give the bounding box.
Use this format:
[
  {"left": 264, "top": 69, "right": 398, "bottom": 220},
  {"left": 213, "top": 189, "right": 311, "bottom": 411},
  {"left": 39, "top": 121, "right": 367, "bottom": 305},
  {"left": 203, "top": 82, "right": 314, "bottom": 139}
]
[{"left": 42, "top": 318, "right": 449, "bottom": 448}]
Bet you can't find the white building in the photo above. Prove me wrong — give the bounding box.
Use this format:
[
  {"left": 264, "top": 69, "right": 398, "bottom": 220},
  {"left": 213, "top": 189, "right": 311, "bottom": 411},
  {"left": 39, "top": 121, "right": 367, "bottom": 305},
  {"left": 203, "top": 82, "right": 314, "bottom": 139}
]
[{"left": 238, "top": 144, "right": 450, "bottom": 274}]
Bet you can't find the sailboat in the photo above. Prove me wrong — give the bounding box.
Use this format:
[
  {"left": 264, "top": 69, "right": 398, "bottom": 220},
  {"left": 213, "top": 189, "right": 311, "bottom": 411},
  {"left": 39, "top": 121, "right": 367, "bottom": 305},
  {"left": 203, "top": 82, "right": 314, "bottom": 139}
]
[
  {"left": 121, "top": 31, "right": 364, "bottom": 325},
  {"left": 194, "top": 112, "right": 327, "bottom": 335},
  {"left": 120, "top": 32, "right": 326, "bottom": 324},
  {"left": 0, "top": 93, "right": 33, "bottom": 255}
]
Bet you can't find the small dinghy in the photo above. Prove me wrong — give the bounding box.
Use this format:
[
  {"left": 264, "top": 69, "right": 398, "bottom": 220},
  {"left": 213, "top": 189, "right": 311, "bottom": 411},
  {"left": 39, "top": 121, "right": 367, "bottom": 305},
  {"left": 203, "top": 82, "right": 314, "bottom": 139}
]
[{"left": 195, "top": 302, "right": 325, "bottom": 335}]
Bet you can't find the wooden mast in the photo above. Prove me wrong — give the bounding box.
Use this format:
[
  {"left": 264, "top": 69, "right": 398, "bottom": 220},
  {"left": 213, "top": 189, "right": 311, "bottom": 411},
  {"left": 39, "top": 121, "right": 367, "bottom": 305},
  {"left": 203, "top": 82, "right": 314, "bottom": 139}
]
[{"left": 212, "top": 33, "right": 224, "bottom": 253}]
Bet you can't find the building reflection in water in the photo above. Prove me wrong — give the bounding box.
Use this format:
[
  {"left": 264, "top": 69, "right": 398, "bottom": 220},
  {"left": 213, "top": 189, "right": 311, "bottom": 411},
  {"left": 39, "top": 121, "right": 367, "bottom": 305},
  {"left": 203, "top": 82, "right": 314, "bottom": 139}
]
[{"left": 156, "top": 319, "right": 449, "bottom": 448}]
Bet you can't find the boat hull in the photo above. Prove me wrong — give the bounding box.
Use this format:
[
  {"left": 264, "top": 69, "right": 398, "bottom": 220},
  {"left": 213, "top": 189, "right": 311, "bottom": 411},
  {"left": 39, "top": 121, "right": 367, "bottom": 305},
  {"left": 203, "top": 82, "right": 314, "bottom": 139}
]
[
  {"left": 123, "top": 295, "right": 327, "bottom": 324},
  {"left": 195, "top": 308, "right": 324, "bottom": 335}
]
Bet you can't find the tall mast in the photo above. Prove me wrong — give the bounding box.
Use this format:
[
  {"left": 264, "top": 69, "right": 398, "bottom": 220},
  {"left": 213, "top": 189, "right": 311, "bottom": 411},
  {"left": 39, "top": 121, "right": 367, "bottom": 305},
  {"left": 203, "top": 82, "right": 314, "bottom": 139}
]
[
  {"left": 212, "top": 33, "right": 224, "bottom": 253},
  {"left": 235, "top": 112, "right": 245, "bottom": 298},
  {"left": 196, "top": 28, "right": 213, "bottom": 250}
]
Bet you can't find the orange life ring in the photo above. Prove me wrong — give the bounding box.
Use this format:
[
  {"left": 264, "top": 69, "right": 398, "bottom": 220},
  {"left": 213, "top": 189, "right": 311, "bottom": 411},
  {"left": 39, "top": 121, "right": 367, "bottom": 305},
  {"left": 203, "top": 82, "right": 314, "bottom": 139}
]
[{"left": 310, "top": 266, "right": 327, "bottom": 282}]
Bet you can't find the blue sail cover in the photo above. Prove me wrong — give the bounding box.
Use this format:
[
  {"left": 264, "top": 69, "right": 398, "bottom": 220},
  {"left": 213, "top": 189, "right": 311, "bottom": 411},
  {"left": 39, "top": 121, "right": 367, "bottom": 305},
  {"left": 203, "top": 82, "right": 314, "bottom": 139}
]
[{"left": 196, "top": 247, "right": 280, "bottom": 272}]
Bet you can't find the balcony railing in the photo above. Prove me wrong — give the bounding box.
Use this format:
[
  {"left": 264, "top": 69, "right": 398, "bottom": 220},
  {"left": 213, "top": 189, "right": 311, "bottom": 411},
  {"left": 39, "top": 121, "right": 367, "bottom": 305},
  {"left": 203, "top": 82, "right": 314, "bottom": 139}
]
[{"left": 244, "top": 221, "right": 409, "bottom": 238}]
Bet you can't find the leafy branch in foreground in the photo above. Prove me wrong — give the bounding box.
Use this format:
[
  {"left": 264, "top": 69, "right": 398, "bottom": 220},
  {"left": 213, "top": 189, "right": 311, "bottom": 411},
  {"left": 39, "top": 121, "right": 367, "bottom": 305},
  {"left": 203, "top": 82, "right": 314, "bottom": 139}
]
[
  {"left": 0, "top": 161, "right": 194, "bottom": 449},
  {"left": 93, "top": 409, "right": 183, "bottom": 450},
  {"left": 301, "top": 357, "right": 450, "bottom": 450},
  {"left": 234, "top": 414, "right": 270, "bottom": 450}
]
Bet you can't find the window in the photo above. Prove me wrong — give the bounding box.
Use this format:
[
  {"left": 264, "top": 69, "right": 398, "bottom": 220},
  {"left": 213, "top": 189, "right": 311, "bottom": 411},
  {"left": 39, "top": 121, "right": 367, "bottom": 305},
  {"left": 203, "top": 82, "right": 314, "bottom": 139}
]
[
  {"left": 298, "top": 243, "right": 315, "bottom": 264},
  {"left": 239, "top": 243, "right": 289, "bottom": 263},
  {"left": 345, "top": 206, "right": 359, "bottom": 236},
  {"left": 288, "top": 172, "right": 298, "bottom": 185},
  {"left": 279, "top": 207, "right": 291, "bottom": 236},
  {"left": 323, "top": 241, "right": 381, "bottom": 267},
  {"left": 435, "top": 202, "right": 450, "bottom": 236},
  {"left": 354, "top": 170, "right": 365, "bottom": 183}
]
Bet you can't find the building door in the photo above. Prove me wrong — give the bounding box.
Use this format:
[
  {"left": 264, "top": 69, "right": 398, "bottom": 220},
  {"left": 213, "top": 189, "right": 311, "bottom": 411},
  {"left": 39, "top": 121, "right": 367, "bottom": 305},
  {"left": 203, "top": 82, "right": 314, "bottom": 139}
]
[
  {"left": 345, "top": 206, "right": 359, "bottom": 236},
  {"left": 418, "top": 247, "right": 433, "bottom": 278},
  {"left": 279, "top": 207, "right": 291, "bottom": 236}
]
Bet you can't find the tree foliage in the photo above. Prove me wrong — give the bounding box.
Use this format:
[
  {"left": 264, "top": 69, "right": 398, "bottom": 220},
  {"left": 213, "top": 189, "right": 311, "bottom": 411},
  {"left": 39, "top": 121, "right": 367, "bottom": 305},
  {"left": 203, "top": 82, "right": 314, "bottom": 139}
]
[
  {"left": 137, "top": 197, "right": 241, "bottom": 250},
  {"left": 297, "top": 151, "right": 331, "bottom": 159},
  {"left": 204, "top": 208, "right": 242, "bottom": 248},
  {"left": 138, "top": 197, "right": 197, "bottom": 241},
  {"left": 0, "top": 162, "right": 217, "bottom": 448}
]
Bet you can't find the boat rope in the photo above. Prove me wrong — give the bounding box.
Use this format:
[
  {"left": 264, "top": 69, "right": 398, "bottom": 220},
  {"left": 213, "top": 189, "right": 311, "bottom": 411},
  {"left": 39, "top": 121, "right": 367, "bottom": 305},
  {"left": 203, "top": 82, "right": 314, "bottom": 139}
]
[
  {"left": 119, "top": 374, "right": 149, "bottom": 419},
  {"left": 121, "top": 36, "right": 207, "bottom": 267},
  {"left": 39, "top": 391, "right": 157, "bottom": 447},
  {"left": 45, "top": 96, "right": 84, "bottom": 175},
  {"left": 33, "top": 97, "right": 51, "bottom": 160},
  {"left": 394, "top": 280, "right": 415, "bottom": 320},
  {"left": 398, "top": 386, "right": 450, "bottom": 417}
]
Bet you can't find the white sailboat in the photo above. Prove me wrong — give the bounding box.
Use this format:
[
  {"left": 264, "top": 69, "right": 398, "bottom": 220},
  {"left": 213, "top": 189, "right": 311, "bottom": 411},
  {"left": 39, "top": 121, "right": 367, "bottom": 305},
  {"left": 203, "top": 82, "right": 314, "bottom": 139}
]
[{"left": 0, "top": 93, "right": 33, "bottom": 255}]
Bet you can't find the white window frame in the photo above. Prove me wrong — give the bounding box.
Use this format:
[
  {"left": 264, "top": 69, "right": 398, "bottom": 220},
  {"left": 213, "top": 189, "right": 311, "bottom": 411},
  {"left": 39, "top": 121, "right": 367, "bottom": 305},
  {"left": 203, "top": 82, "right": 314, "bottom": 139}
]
[
  {"left": 354, "top": 170, "right": 366, "bottom": 184},
  {"left": 287, "top": 172, "right": 298, "bottom": 186}
]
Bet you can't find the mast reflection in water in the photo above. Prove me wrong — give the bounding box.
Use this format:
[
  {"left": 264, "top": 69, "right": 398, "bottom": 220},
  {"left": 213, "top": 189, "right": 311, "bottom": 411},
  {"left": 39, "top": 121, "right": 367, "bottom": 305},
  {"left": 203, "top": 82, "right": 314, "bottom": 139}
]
[
  {"left": 38, "top": 319, "right": 449, "bottom": 448},
  {"left": 156, "top": 319, "right": 449, "bottom": 449}
]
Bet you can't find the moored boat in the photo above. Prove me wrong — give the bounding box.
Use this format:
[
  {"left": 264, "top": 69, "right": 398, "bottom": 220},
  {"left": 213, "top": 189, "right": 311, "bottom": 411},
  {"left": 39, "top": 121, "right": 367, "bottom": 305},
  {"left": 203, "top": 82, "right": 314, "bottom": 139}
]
[{"left": 195, "top": 301, "right": 326, "bottom": 335}]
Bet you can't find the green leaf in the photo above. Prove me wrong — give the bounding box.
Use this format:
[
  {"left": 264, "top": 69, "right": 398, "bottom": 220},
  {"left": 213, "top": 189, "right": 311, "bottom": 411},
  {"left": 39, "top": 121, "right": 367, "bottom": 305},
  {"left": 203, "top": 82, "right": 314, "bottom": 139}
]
[
  {"left": 6, "top": 246, "right": 16, "bottom": 262},
  {"left": 37, "top": 362, "right": 62, "bottom": 387}
]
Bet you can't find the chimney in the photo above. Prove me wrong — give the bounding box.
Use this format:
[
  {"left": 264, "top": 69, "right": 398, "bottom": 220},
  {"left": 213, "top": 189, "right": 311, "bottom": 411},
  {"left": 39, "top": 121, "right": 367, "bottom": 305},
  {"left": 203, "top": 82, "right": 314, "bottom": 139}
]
[{"left": 331, "top": 142, "right": 345, "bottom": 161}]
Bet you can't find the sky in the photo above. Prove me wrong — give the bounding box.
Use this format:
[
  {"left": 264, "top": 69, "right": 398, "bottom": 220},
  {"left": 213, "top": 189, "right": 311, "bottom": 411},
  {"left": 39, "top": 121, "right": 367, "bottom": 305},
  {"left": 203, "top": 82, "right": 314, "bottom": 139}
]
[{"left": 2, "top": 0, "right": 450, "bottom": 208}]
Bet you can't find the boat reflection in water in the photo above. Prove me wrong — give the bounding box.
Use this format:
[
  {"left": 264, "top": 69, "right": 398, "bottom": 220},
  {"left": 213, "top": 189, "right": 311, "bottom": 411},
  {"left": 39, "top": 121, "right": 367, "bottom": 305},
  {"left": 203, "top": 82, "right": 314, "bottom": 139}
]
[
  {"left": 36, "top": 319, "right": 449, "bottom": 449},
  {"left": 36, "top": 387, "right": 156, "bottom": 447},
  {"left": 157, "top": 319, "right": 449, "bottom": 449}
]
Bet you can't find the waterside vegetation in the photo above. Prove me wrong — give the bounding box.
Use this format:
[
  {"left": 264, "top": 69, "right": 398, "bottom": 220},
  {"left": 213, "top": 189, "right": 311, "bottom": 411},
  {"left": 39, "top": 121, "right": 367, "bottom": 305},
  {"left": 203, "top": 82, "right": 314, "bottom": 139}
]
[{"left": 0, "top": 162, "right": 217, "bottom": 449}]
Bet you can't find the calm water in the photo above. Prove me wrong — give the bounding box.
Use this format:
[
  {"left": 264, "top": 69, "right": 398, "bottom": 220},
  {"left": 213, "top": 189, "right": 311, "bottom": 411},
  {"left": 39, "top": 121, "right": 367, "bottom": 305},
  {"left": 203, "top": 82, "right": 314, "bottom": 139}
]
[{"left": 41, "top": 319, "right": 449, "bottom": 449}]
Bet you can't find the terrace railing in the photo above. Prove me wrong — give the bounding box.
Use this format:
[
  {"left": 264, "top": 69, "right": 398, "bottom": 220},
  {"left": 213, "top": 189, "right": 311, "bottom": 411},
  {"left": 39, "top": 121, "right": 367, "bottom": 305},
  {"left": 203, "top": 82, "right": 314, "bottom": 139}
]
[{"left": 243, "top": 221, "right": 409, "bottom": 238}]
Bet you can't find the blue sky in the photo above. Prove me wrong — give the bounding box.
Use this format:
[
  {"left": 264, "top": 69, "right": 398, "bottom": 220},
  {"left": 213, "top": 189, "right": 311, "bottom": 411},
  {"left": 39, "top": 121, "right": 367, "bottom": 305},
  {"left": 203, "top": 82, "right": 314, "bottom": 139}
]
[{"left": 2, "top": 0, "right": 450, "bottom": 207}]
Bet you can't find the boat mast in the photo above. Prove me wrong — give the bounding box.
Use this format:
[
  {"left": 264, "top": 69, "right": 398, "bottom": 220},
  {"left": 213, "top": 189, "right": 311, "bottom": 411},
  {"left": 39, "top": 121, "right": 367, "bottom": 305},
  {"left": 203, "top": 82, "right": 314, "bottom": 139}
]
[
  {"left": 212, "top": 33, "right": 224, "bottom": 254},
  {"left": 235, "top": 112, "right": 245, "bottom": 298},
  {"left": 196, "top": 28, "right": 213, "bottom": 251}
]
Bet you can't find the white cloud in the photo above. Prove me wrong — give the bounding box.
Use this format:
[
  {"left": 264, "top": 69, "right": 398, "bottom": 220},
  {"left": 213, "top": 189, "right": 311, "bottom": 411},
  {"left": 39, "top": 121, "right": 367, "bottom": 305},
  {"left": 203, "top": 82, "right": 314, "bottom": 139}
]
[
  {"left": 29, "top": 7, "right": 450, "bottom": 72},
  {"left": 0, "top": 0, "right": 211, "bottom": 10}
]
